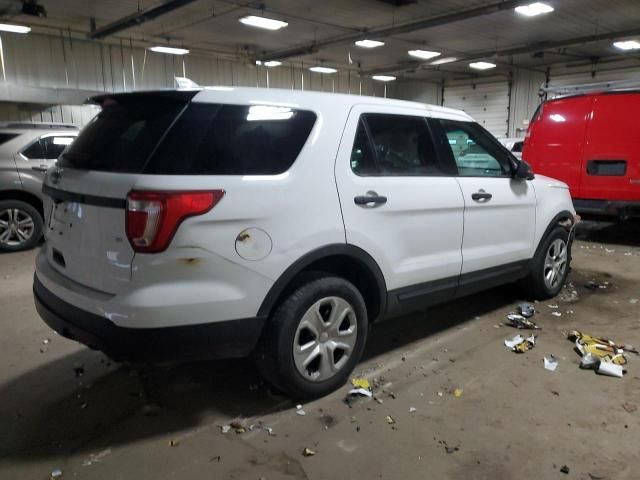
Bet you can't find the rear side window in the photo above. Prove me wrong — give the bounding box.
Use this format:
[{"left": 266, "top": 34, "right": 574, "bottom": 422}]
[
  {"left": 351, "top": 113, "right": 442, "bottom": 176},
  {"left": 146, "top": 103, "right": 316, "bottom": 175},
  {"left": 22, "top": 139, "right": 45, "bottom": 159},
  {"left": 58, "top": 96, "right": 189, "bottom": 172}
]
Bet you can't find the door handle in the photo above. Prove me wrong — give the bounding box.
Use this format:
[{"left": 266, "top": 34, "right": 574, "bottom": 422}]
[
  {"left": 471, "top": 191, "right": 492, "bottom": 201},
  {"left": 31, "top": 165, "right": 49, "bottom": 172},
  {"left": 354, "top": 191, "right": 387, "bottom": 206}
]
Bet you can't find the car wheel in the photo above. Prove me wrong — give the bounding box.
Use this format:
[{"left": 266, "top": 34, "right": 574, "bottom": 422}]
[
  {"left": 0, "top": 200, "right": 43, "bottom": 252},
  {"left": 256, "top": 276, "right": 368, "bottom": 399},
  {"left": 524, "top": 226, "right": 570, "bottom": 300}
]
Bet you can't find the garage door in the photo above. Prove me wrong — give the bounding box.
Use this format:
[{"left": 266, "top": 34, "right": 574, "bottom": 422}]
[{"left": 443, "top": 81, "right": 509, "bottom": 138}]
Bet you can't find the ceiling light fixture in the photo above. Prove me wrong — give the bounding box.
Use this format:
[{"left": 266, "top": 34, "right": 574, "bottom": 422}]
[
  {"left": 0, "top": 23, "right": 31, "bottom": 34},
  {"left": 469, "top": 61, "right": 497, "bottom": 70},
  {"left": 613, "top": 40, "right": 640, "bottom": 51},
  {"left": 372, "top": 75, "right": 396, "bottom": 82},
  {"left": 256, "top": 60, "right": 282, "bottom": 67},
  {"left": 309, "top": 66, "right": 337, "bottom": 74},
  {"left": 239, "top": 15, "right": 288, "bottom": 31},
  {"left": 355, "top": 39, "right": 385, "bottom": 48},
  {"left": 430, "top": 57, "right": 458, "bottom": 65},
  {"left": 149, "top": 46, "right": 189, "bottom": 55},
  {"left": 515, "top": 2, "right": 554, "bottom": 17},
  {"left": 408, "top": 49, "right": 441, "bottom": 60}
]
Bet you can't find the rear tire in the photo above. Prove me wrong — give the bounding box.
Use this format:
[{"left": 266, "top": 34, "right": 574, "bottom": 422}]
[
  {"left": 523, "top": 226, "right": 570, "bottom": 299},
  {"left": 0, "top": 200, "right": 42, "bottom": 252},
  {"left": 256, "top": 276, "right": 368, "bottom": 399}
]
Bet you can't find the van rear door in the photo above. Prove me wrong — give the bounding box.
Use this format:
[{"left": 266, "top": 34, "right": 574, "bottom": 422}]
[{"left": 579, "top": 92, "right": 640, "bottom": 202}]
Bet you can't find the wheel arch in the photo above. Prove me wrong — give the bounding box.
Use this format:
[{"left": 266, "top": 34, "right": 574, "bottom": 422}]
[
  {"left": 0, "top": 189, "right": 44, "bottom": 218},
  {"left": 258, "top": 244, "right": 388, "bottom": 323},
  {"left": 534, "top": 209, "right": 575, "bottom": 259}
]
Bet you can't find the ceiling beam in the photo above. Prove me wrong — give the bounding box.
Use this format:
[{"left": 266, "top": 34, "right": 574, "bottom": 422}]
[
  {"left": 259, "top": 0, "right": 524, "bottom": 61},
  {"left": 89, "top": 0, "right": 199, "bottom": 39},
  {"left": 362, "top": 26, "right": 640, "bottom": 76}
]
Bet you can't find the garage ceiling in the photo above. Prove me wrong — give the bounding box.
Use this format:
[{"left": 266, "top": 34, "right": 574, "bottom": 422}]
[{"left": 9, "top": 0, "right": 640, "bottom": 82}]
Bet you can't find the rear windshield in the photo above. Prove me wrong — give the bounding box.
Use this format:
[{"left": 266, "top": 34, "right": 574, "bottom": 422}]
[
  {"left": 59, "top": 97, "right": 317, "bottom": 175},
  {"left": 58, "top": 96, "right": 189, "bottom": 173}
]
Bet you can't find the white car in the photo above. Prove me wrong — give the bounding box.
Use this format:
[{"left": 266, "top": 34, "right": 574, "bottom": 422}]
[
  {"left": 34, "top": 87, "right": 576, "bottom": 398},
  {"left": 499, "top": 137, "right": 524, "bottom": 160}
]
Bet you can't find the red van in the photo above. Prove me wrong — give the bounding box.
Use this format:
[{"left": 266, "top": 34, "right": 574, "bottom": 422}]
[{"left": 523, "top": 91, "right": 640, "bottom": 219}]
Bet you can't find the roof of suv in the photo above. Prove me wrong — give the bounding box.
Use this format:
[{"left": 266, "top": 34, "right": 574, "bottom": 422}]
[{"left": 91, "top": 86, "right": 475, "bottom": 122}]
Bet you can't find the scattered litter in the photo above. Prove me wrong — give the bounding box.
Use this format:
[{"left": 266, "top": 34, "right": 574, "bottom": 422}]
[
  {"left": 622, "top": 402, "right": 637, "bottom": 413},
  {"left": 560, "top": 465, "right": 570, "bottom": 474},
  {"left": 437, "top": 392, "right": 443, "bottom": 397},
  {"left": 169, "top": 439, "right": 179, "bottom": 447},
  {"left": 385, "top": 415, "right": 395, "bottom": 425},
  {"left": 220, "top": 425, "right": 231, "bottom": 434},
  {"left": 544, "top": 355, "right": 559, "bottom": 372},
  {"left": 551, "top": 311, "right": 562, "bottom": 317},
  {"left": 351, "top": 377, "right": 370, "bottom": 390},
  {"left": 50, "top": 469, "right": 62, "bottom": 479},
  {"left": 445, "top": 446, "right": 459, "bottom": 454},
  {"left": 551, "top": 390, "right": 560, "bottom": 396},
  {"left": 505, "top": 334, "right": 536, "bottom": 353},
  {"left": 580, "top": 353, "right": 600, "bottom": 370},
  {"left": 302, "top": 447, "right": 316, "bottom": 457},
  {"left": 518, "top": 303, "right": 535, "bottom": 318},
  {"left": 567, "top": 310, "right": 574, "bottom": 314},
  {"left": 506, "top": 314, "right": 540, "bottom": 330},
  {"left": 597, "top": 362, "right": 624, "bottom": 378},
  {"left": 588, "top": 473, "right": 605, "bottom": 480},
  {"left": 82, "top": 448, "right": 112, "bottom": 466},
  {"left": 209, "top": 455, "right": 221, "bottom": 463},
  {"left": 605, "top": 248, "right": 615, "bottom": 253},
  {"left": 584, "top": 280, "right": 609, "bottom": 290},
  {"left": 409, "top": 406, "right": 417, "bottom": 413},
  {"left": 296, "top": 404, "right": 306, "bottom": 416},
  {"left": 43, "top": 339, "right": 50, "bottom": 345},
  {"left": 374, "top": 397, "right": 384, "bottom": 404},
  {"left": 229, "top": 421, "right": 246, "bottom": 434},
  {"left": 630, "top": 299, "right": 639, "bottom": 304},
  {"left": 547, "top": 304, "right": 559, "bottom": 309},
  {"left": 453, "top": 388, "right": 463, "bottom": 398},
  {"left": 265, "top": 427, "right": 276, "bottom": 436},
  {"left": 348, "top": 388, "right": 372, "bottom": 398}
]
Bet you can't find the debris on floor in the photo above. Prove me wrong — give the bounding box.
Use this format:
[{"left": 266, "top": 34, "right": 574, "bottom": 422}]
[
  {"left": 220, "top": 425, "right": 231, "bottom": 434},
  {"left": 518, "top": 302, "right": 535, "bottom": 318},
  {"left": 505, "top": 334, "right": 536, "bottom": 353},
  {"left": 548, "top": 304, "right": 559, "bottom": 309},
  {"left": 622, "top": 402, "right": 637, "bottom": 413},
  {"left": 169, "top": 439, "right": 180, "bottom": 447},
  {"left": 344, "top": 378, "right": 373, "bottom": 405},
  {"left": 296, "top": 404, "right": 306, "bottom": 416},
  {"left": 506, "top": 314, "right": 540, "bottom": 330},
  {"left": 229, "top": 421, "right": 246, "bottom": 434},
  {"left": 569, "top": 330, "right": 632, "bottom": 377},
  {"left": 50, "top": 468, "right": 62, "bottom": 479},
  {"left": 302, "top": 447, "right": 316, "bottom": 457},
  {"left": 544, "top": 355, "right": 559, "bottom": 372},
  {"left": 82, "top": 448, "right": 112, "bottom": 466},
  {"left": 385, "top": 415, "right": 395, "bottom": 425},
  {"left": 551, "top": 311, "right": 562, "bottom": 317},
  {"left": 584, "top": 280, "right": 610, "bottom": 290},
  {"left": 560, "top": 465, "right": 570, "bottom": 474},
  {"left": 453, "top": 388, "right": 463, "bottom": 398},
  {"left": 597, "top": 362, "right": 624, "bottom": 378},
  {"left": 409, "top": 406, "right": 417, "bottom": 413},
  {"left": 351, "top": 377, "right": 370, "bottom": 390}
]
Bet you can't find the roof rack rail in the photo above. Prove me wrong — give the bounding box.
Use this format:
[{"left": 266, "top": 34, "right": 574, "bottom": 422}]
[
  {"left": 540, "top": 79, "right": 640, "bottom": 97},
  {"left": 0, "top": 121, "right": 78, "bottom": 130}
]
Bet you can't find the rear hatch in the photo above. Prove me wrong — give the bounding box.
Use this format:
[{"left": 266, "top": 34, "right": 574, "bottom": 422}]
[{"left": 42, "top": 92, "right": 196, "bottom": 294}]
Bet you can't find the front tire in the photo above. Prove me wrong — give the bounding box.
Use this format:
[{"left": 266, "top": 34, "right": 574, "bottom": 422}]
[
  {"left": 524, "top": 226, "right": 570, "bottom": 299},
  {"left": 0, "top": 200, "right": 42, "bottom": 252},
  {"left": 256, "top": 276, "right": 368, "bottom": 399}
]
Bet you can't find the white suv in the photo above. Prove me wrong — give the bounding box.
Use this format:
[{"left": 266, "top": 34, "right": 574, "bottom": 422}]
[{"left": 34, "top": 87, "right": 576, "bottom": 398}]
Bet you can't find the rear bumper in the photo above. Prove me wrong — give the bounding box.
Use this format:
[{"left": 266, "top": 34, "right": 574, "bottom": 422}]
[
  {"left": 33, "top": 274, "right": 266, "bottom": 363},
  {"left": 573, "top": 199, "right": 640, "bottom": 218}
]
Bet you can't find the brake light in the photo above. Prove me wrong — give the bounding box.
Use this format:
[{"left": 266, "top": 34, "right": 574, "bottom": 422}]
[{"left": 126, "top": 190, "right": 224, "bottom": 253}]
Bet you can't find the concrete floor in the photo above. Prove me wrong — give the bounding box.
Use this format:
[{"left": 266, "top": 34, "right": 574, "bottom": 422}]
[{"left": 1, "top": 221, "right": 640, "bottom": 480}]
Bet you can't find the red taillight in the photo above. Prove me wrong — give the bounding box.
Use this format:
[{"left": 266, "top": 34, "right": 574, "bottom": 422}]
[{"left": 126, "top": 190, "right": 224, "bottom": 253}]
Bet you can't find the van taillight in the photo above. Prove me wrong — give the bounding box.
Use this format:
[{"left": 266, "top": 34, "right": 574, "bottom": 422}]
[{"left": 126, "top": 190, "right": 224, "bottom": 253}]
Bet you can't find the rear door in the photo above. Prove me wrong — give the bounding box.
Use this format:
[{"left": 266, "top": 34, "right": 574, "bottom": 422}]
[
  {"left": 42, "top": 94, "right": 193, "bottom": 294},
  {"left": 580, "top": 93, "right": 640, "bottom": 201},
  {"left": 429, "top": 118, "right": 536, "bottom": 280},
  {"left": 335, "top": 106, "right": 464, "bottom": 305}
]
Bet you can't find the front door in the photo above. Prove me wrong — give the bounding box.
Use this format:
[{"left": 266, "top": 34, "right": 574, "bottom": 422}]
[
  {"left": 335, "top": 106, "right": 465, "bottom": 309},
  {"left": 428, "top": 118, "right": 536, "bottom": 281}
]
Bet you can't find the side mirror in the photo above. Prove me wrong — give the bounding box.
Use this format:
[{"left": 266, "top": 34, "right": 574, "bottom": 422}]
[{"left": 514, "top": 160, "right": 534, "bottom": 180}]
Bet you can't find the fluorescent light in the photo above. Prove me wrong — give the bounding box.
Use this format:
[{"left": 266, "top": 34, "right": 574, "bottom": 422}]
[
  {"left": 239, "top": 15, "right": 288, "bottom": 31},
  {"left": 309, "top": 66, "right": 337, "bottom": 74},
  {"left": 614, "top": 40, "right": 640, "bottom": 51},
  {"left": 256, "top": 60, "right": 282, "bottom": 67},
  {"left": 355, "top": 39, "right": 385, "bottom": 48},
  {"left": 0, "top": 23, "right": 31, "bottom": 34},
  {"left": 408, "top": 49, "right": 441, "bottom": 60},
  {"left": 469, "top": 61, "right": 496, "bottom": 70},
  {"left": 430, "top": 56, "right": 457, "bottom": 65},
  {"left": 150, "top": 46, "right": 189, "bottom": 55},
  {"left": 372, "top": 75, "right": 396, "bottom": 82},
  {"left": 247, "top": 105, "right": 293, "bottom": 121},
  {"left": 515, "top": 2, "right": 554, "bottom": 17}
]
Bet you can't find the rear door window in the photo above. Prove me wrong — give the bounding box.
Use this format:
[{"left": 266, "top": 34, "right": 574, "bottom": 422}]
[
  {"left": 351, "top": 113, "right": 443, "bottom": 176},
  {"left": 145, "top": 103, "right": 317, "bottom": 175}
]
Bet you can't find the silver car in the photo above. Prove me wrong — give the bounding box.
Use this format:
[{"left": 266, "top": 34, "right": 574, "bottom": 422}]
[{"left": 0, "top": 122, "right": 78, "bottom": 251}]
